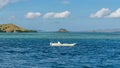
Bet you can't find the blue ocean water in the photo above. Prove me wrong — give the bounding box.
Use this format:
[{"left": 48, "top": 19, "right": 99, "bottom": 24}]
[{"left": 0, "top": 32, "right": 120, "bottom": 68}]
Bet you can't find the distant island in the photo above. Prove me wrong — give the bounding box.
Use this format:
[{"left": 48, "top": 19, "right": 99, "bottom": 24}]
[
  {"left": 89, "top": 28, "right": 120, "bottom": 33},
  {"left": 57, "top": 28, "right": 69, "bottom": 32},
  {"left": 0, "top": 23, "right": 37, "bottom": 33}
]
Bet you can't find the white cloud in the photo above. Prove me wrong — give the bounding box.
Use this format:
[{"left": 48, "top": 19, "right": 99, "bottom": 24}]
[
  {"left": 0, "top": 0, "right": 19, "bottom": 9},
  {"left": 25, "top": 12, "right": 41, "bottom": 19},
  {"left": 61, "top": 1, "right": 70, "bottom": 5},
  {"left": 90, "top": 8, "right": 111, "bottom": 18},
  {"left": 43, "top": 11, "right": 70, "bottom": 19},
  {"left": 107, "top": 8, "right": 120, "bottom": 18},
  {"left": 9, "top": 16, "right": 16, "bottom": 20}
]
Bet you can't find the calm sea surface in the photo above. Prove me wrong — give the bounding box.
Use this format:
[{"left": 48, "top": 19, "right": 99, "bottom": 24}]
[{"left": 0, "top": 32, "right": 120, "bottom": 68}]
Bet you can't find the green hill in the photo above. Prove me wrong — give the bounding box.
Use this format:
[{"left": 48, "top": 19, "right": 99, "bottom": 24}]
[{"left": 0, "top": 23, "right": 37, "bottom": 33}]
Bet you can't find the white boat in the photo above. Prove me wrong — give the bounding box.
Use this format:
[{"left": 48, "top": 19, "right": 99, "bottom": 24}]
[{"left": 50, "top": 41, "right": 76, "bottom": 46}]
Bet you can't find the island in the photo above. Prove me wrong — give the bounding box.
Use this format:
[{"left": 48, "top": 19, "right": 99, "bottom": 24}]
[
  {"left": 88, "top": 28, "right": 120, "bottom": 33},
  {"left": 57, "top": 28, "right": 69, "bottom": 32},
  {"left": 0, "top": 23, "right": 37, "bottom": 33}
]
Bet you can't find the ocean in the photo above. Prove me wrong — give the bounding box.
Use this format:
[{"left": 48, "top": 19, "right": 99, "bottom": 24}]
[{"left": 0, "top": 32, "right": 120, "bottom": 68}]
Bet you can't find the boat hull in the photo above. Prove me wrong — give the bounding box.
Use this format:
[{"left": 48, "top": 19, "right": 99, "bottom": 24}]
[{"left": 50, "top": 43, "right": 76, "bottom": 46}]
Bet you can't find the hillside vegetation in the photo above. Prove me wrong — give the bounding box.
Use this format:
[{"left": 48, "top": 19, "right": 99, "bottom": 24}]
[{"left": 0, "top": 23, "right": 37, "bottom": 32}]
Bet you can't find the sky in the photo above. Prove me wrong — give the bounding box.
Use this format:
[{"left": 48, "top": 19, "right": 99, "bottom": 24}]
[{"left": 0, "top": 0, "right": 120, "bottom": 31}]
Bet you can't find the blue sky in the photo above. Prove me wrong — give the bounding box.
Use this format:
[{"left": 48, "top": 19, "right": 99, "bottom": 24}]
[{"left": 0, "top": 0, "right": 120, "bottom": 31}]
